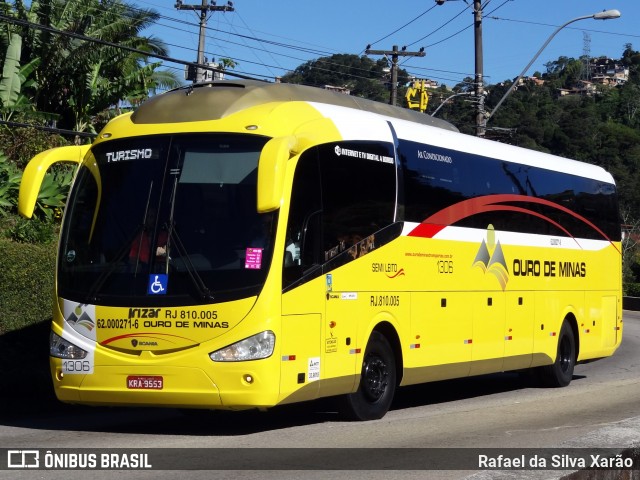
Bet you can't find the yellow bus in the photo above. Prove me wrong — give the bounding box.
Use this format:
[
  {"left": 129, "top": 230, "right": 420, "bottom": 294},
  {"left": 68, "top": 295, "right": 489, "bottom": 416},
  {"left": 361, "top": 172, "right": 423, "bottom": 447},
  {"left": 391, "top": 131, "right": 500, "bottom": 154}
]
[{"left": 19, "top": 81, "right": 622, "bottom": 420}]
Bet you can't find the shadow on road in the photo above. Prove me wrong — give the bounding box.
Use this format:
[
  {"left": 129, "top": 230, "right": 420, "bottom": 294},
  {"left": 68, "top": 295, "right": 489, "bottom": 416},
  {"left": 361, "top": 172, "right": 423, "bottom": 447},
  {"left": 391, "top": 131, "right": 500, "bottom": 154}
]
[
  {"left": 2, "top": 377, "right": 538, "bottom": 437},
  {"left": 1, "top": 326, "right": 549, "bottom": 437},
  {"left": 2, "top": 318, "right": 592, "bottom": 437}
]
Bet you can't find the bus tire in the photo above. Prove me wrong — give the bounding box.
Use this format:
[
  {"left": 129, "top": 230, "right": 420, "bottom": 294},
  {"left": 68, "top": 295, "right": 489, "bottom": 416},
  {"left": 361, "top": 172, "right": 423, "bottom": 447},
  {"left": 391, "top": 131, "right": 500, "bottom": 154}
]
[
  {"left": 339, "top": 331, "right": 396, "bottom": 421},
  {"left": 539, "top": 321, "right": 576, "bottom": 387}
]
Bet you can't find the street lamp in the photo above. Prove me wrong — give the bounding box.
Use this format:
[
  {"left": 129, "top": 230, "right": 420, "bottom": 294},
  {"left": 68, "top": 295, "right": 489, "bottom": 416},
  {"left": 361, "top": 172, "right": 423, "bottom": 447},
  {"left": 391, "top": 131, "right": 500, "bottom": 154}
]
[
  {"left": 431, "top": 91, "right": 474, "bottom": 117},
  {"left": 485, "top": 9, "right": 621, "bottom": 123}
]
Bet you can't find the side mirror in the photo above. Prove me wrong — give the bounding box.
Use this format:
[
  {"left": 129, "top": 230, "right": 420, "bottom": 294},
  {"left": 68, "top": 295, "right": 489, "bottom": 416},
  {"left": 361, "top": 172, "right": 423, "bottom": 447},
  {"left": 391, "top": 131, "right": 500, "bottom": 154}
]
[
  {"left": 257, "top": 136, "right": 296, "bottom": 213},
  {"left": 19, "top": 145, "right": 90, "bottom": 218}
]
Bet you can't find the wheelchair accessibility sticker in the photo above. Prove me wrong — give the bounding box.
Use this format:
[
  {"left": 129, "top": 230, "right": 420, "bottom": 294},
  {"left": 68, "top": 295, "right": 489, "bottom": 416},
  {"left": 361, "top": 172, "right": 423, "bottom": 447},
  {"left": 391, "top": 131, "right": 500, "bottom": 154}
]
[{"left": 148, "top": 274, "right": 168, "bottom": 295}]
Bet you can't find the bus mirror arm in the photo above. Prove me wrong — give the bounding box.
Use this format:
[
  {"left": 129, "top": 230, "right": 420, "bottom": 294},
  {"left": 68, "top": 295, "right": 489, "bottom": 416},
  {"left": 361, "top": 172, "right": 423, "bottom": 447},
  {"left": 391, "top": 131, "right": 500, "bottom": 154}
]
[
  {"left": 257, "top": 136, "right": 297, "bottom": 213},
  {"left": 18, "top": 145, "right": 90, "bottom": 218}
]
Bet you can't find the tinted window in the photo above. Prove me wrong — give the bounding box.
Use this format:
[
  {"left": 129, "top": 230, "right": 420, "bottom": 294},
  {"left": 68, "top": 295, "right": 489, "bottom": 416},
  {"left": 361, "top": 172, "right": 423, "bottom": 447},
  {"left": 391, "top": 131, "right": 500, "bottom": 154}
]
[
  {"left": 283, "top": 141, "right": 398, "bottom": 290},
  {"left": 320, "top": 142, "right": 396, "bottom": 261},
  {"left": 59, "top": 134, "right": 275, "bottom": 306},
  {"left": 399, "top": 140, "right": 620, "bottom": 241}
]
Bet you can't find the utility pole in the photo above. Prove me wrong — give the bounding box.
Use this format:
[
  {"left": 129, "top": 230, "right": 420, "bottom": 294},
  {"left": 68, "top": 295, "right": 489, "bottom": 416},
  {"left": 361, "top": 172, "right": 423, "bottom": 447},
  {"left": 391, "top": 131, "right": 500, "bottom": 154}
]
[
  {"left": 436, "top": 0, "right": 485, "bottom": 136},
  {"left": 365, "top": 45, "right": 425, "bottom": 106},
  {"left": 473, "top": 0, "right": 486, "bottom": 137},
  {"left": 175, "top": 0, "right": 234, "bottom": 83}
]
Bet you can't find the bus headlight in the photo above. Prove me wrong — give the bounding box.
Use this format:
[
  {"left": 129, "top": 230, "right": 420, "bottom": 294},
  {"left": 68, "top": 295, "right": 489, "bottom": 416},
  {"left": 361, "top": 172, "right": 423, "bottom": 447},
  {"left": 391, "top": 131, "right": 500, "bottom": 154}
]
[
  {"left": 50, "top": 331, "right": 88, "bottom": 359},
  {"left": 209, "top": 331, "right": 275, "bottom": 362}
]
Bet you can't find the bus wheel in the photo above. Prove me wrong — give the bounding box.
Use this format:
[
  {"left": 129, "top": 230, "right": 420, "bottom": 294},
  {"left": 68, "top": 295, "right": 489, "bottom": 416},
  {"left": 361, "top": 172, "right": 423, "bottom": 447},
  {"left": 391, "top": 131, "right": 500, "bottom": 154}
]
[
  {"left": 540, "top": 321, "right": 576, "bottom": 387},
  {"left": 339, "top": 331, "right": 396, "bottom": 421}
]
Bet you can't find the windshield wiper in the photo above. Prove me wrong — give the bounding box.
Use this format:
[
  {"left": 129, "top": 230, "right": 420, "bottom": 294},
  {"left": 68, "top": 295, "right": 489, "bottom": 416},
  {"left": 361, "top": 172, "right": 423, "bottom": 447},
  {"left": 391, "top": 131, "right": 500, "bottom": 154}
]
[
  {"left": 86, "top": 184, "right": 155, "bottom": 302},
  {"left": 85, "top": 226, "right": 142, "bottom": 302},
  {"left": 165, "top": 225, "right": 215, "bottom": 302},
  {"left": 133, "top": 184, "right": 155, "bottom": 276},
  {"left": 165, "top": 174, "right": 215, "bottom": 302}
]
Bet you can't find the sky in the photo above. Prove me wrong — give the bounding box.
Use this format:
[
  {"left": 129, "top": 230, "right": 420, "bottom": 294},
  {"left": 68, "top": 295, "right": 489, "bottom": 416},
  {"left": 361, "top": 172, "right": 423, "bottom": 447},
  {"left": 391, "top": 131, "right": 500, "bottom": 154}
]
[{"left": 138, "top": 0, "right": 639, "bottom": 89}]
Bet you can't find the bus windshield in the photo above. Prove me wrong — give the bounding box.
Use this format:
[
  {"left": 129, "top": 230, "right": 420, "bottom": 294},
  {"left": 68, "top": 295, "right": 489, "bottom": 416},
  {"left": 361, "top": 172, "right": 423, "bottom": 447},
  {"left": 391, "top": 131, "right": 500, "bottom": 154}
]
[{"left": 58, "top": 133, "right": 275, "bottom": 306}]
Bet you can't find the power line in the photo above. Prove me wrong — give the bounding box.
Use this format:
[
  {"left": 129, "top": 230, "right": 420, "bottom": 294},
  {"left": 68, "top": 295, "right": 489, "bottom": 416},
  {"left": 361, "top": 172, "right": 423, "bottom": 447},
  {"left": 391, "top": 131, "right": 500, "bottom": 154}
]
[
  {"left": 134, "top": 3, "right": 337, "bottom": 58},
  {"left": 407, "top": 1, "right": 472, "bottom": 47},
  {"left": 18, "top": 1, "right": 475, "bottom": 87},
  {"left": 90, "top": 2, "right": 469, "bottom": 84},
  {"left": 366, "top": 4, "right": 438, "bottom": 51},
  {"left": 149, "top": 17, "right": 338, "bottom": 79},
  {"left": 175, "top": 0, "right": 235, "bottom": 83},
  {"left": 365, "top": 45, "right": 426, "bottom": 106},
  {"left": 486, "top": 15, "right": 640, "bottom": 39},
  {"left": 0, "top": 13, "right": 264, "bottom": 82},
  {"left": 229, "top": 11, "right": 283, "bottom": 78},
  {"left": 9, "top": 1, "right": 517, "bottom": 93},
  {"left": 136, "top": 0, "right": 339, "bottom": 56},
  {"left": 423, "top": 0, "right": 512, "bottom": 48},
  {"left": 31, "top": 0, "right": 335, "bottom": 78},
  {"left": 6, "top": 10, "right": 403, "bottom": 88}
]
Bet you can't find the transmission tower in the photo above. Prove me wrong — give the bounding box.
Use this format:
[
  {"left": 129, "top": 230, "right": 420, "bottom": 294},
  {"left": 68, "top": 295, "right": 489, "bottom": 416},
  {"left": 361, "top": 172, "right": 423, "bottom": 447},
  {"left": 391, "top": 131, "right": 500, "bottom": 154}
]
[{"left": 581, "top": 31, "right": 592, "bottom": 81}]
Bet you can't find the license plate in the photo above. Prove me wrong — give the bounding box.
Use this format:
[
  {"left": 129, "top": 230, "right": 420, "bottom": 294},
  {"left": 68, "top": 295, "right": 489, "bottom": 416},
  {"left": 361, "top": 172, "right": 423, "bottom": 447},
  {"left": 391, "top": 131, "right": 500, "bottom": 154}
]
[{"left": 127, "top": 375, "right": 163, "bottom": 390}]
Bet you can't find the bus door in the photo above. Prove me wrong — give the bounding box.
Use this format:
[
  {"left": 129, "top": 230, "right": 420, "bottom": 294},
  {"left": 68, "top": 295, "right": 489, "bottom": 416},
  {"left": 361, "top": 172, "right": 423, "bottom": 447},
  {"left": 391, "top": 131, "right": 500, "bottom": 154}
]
[
  {"left": 282, "top": 140, "right": 397, "bottom": 399},
  {"left": 280, "top": 151, "right": 324, "bottom": 402},
  {"left": 318, "top": 139, "right": 398, "bottom": 397},
  {"left": 280, "top": 198, "right": 358, "bottom": 400}
]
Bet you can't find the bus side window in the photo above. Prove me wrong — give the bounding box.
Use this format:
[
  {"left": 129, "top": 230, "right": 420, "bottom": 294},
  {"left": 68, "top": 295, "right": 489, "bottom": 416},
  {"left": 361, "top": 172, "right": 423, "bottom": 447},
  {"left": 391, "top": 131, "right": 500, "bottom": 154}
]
[
  {"left": 284, "top": 209, "right": 321, "bottom": 268},
  {"left": 283, "top": 151, "right": 323, "bottom": 288},
  {"left": 320, "top": 143, "right": 395, "bottom": 262}
]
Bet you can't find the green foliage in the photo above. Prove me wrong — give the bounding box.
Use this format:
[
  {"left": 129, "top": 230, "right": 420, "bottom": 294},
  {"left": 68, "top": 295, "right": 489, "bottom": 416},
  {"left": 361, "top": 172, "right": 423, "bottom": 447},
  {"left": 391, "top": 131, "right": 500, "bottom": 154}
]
[
  {"left": 0, "top": 33, "right": 23, "bottom": 109},
  {"left": 0, "top": 123, "right": 69, "bottom": 169},
  {"left": 280, "top": 54, "right": 408, "bottom": 103},
  {"left": 624, "top": 283, "right": 640, "bottom": 297},
  {"left": 0, "top": 237, "right": 56, "bottom": 334},
  {"left": 6, "top": 215, "right": 57, "bottom": 244},
  {"left": 479, "top": 48, "right": 640, "bottom": 214},
  {"left": 34, "top": 164, "right": 74, "bottom": 220},
  {"left": 0, "top": 28, "right": 47, "bottom": 122},
  {"left": 0, "top": 151, "right": 21, "bottom": 213},
  {"left": 0, "top": 145, "right": 73, "bottom": 222},
  {"left": 278, "top": 45, "right": 640, "bottom": 239},
  {"left": 12, "top": 0, "right": 182, "bottom": 131}
]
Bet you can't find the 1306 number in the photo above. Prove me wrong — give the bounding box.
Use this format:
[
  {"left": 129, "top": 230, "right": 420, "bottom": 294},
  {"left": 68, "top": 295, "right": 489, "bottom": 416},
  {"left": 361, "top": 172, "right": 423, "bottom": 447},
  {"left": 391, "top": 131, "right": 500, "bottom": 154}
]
[
  {"left": 437, "top": 260, "right": 454, "bottom": 274},
  {"left": 62, "top": 360, "right": 91, "bottom": 373}
]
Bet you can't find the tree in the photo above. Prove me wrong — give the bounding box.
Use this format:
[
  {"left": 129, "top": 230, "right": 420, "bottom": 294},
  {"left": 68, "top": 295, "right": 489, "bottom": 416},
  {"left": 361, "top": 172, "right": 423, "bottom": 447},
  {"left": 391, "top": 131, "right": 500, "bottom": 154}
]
[
  {"left": 621, "top": 205, "right": 640, "bottom": 288},
  {"left": 12, "top": 0, "right": 182, "bottom": 132},
  {"left": 618, "top": 82, "right": 640, "bottom": 126},
  {"left": 0, "top": 8, "right": 45, "bottom": 123},
  {"left": 424, "top": 78, "right": 478, "bottom": 134},
  {"left": 544, "top": 56, "right": 574, "bottom": 77},
  {"left": 622, "top": 43, "right": 640, "bottom": 68},
  {"left": 280, "top": 53, "right": 409, "bottom": 104}
]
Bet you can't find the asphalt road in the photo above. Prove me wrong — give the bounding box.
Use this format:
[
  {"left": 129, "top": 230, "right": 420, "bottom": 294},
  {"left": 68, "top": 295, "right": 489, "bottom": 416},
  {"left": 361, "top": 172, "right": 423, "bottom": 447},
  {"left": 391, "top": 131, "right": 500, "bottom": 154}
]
[{"left": 2, "top": 311, "right": 640, "bottom": 480}]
